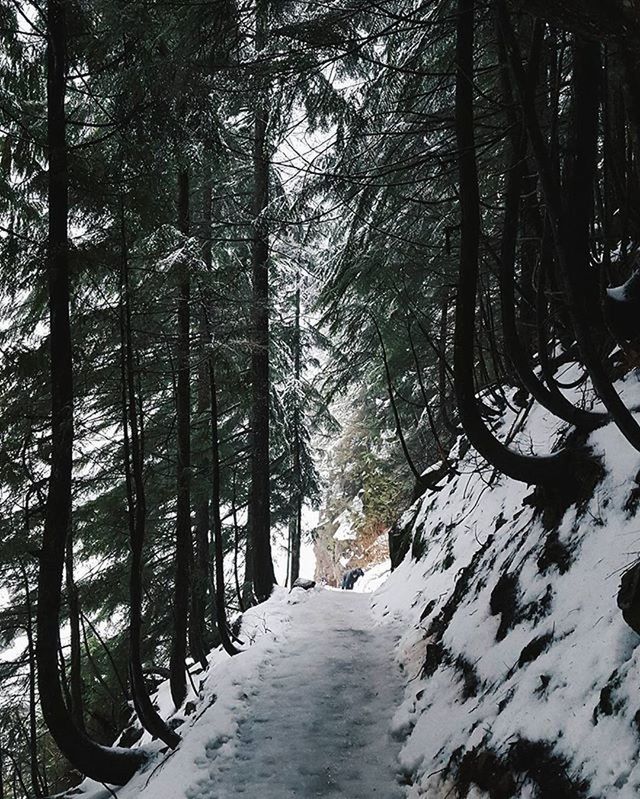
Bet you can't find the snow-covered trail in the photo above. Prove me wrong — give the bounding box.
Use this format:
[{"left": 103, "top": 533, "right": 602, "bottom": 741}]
[{"left": 186, "top": 589, "right": 405, "bottom": 799}]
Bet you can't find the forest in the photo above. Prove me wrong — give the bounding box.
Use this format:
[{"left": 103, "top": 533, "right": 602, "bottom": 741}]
[{"left": 2, "top": 0, "right": 640, "bottom": 797}]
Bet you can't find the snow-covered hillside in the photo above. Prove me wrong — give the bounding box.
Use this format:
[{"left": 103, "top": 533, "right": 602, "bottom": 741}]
[{"left": 372, "top": 375, "right": 640, "bottom": 798}]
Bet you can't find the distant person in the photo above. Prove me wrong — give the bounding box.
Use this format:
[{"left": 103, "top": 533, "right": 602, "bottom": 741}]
[{"left": 341, "top": 568, "right": 364, "bottom": 590}]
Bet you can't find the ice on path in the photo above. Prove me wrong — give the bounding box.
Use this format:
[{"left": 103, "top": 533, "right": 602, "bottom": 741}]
[{"left": 187, "top": 589, "right": 405, "bottom": 799}]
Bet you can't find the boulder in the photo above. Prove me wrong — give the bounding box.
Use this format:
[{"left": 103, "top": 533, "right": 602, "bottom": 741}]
[
  {"left": 292, "top": 577, "right": 316, "bottom": 591},
  {"left": 618, "top": 562, "right": 640, "bottom": 634}
]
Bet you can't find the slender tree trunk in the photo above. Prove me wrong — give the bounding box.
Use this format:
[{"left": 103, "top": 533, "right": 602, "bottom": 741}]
[
  {"left": 242, "top": 524, "right": 255, "bottom": 608},
  {"left": 80, "top": 614, "right": 120, "bottom": 711},
  {"left": 120, "top": 199, "right": 179, "bottom": 748},
  {"left": 65, "top": 537, "right": 84, "bottom": 732},
  {"left": 499, "top": 3, "right": 640, "bottom": 454},
  {"left": 249, "top": 0, "right": 276, "bottom": 602},
  {"left": 407, "top": 322, "right": 450, "bottom": 459},
  {"left": 289, "top": 274, "right": 302, "bottom": 585},
  {"left": 36, "top": 0, "right": 142, "bottom": 782},
  {"left": 170, "top": 168, "right": 192, "bottom": 708},
  {"left": 21, "top": 566, "right": 43, "bottom": 798},
  {"left": 373, "top": 318, "right": 421, "bottom": 480},
  {"left": 191, "top": 368, "right": 213, "bottom": 666},
  {"left": 437, "top": 296, "right": 460, "bottom": 436},
  {"left": 190, "top": 172, "right": 215, "bottom": 667},
  {"left": 209, "top": 353, "right": 240, "bottom": 656},
  {"left": 453, "top": 0, "right": 571, "bottom": 485},
  {"left": 231, "top": 471, "right": 245, "bottom": 612},
  {"left": 40, "top": 752, "right": 48, "bottom": 797}
]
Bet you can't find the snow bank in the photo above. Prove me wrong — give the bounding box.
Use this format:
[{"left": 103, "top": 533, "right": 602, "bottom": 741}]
[{"left": 372, "top": 375, "right": 640, "bottom": 797}]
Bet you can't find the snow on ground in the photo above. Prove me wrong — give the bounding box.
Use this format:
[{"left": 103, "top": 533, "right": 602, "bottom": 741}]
[
  {"left": 370, "top": 374, "right": 640, "bottom": 797},
  {"left": 354, "top": 559, "right": 392, "bottom": 593},
  {"left": 73, "top": 369, "right": 640, "bottom": 799},
  {"left": 77, "top": 587, "right": 404, "bottom": 799}
]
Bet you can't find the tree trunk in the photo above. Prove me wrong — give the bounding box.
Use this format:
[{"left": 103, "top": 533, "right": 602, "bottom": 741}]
[
  {"left": 170, "top": 168, "right": 192, "bottom": 708},
  {"left": 65, "top": 537, "right": 84, "bottom": 733},
  {"left": 495, "top": 23, "right": 606, "bottom": 430},
  {"left": 231, "top": 470, "right": 245, "bottom": 612},
  {"left": 437, "top": 296, "right": 460, "bottom": 436},
  {"left": 190, "top": 171, "right": 215, "bottom": 667},
  {"left": 289, "top": 275, "right": 302, "bottom": 585},
  {"left": 453, "top": 0, "right": 571, "bottom": 485},
  {"left": 209, "top": 355, "right": 240, "bottom": 656},
  {"left": 36, "top": 0, "right": 143, "bottom": 782},
  {"left": 499, "top": 3, "right": 640, "bottom": 454},
  {"left": 22, "top": 565, "right": 43, "bottom": 798},
  {"left": 120, "top": 199, "right": 180, "bottom": 748},
  {"left": 242, "top": 521, "right": 255, "bottom": 608},
  {"left": 373, "top": 318, "right": 421, "bottom": 481},
  {"left": 249, "top": 0, "right": 276, "bottom": 603}
]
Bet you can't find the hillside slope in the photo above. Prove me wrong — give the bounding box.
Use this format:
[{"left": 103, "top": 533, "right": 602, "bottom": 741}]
[{"left": 373, "top": 375, "right": 640, "bottom": 798}]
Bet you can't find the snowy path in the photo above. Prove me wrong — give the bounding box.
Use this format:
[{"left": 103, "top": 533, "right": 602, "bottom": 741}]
[{"left": 186, "top": 589, "right": 405, "bottom": 799}]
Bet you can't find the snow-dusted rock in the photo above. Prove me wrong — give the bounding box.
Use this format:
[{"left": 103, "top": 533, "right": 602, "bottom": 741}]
[{"left": 292, "top": 577, "right": 316, "bottom": 590}]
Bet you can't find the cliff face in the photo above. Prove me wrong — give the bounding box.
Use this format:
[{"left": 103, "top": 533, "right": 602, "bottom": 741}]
[
  {"left": 370, "top": 375, "right": 640, "bottom": 798},
  {"left": 313, "top": 491, "right": 391, "bottom": 586},
  {"left": 312, "top": 395, "right": 411, "bottom": 587}
]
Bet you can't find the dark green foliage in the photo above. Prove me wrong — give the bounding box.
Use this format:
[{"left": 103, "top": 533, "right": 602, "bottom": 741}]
[{"left": 0, "top": 0, "right": 638, "bottom": 788}]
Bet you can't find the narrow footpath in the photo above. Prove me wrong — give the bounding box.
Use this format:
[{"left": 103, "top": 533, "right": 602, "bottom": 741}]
[{"left": 186, "top": 589, "right": 405, "bottom": 799}]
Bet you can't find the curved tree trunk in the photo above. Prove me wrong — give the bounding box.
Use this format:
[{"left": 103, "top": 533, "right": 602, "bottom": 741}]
[
  {"left": 453, "top": 0, "right": 574, "bottom": 486},
  {"left": 120, "top": 202, "right": 180, "bottom": 749},
  {"left": 496, "top": 21, "right": 606, "bottom": 431},
  {"left": 499, "top": 2, "right": 640, "bottom": 455},
  {"left": 36, "top": 0, "right": 143, "bottom": 783},
  {"left": 65, "top": 537, "right": 85, "bottom": 733}
]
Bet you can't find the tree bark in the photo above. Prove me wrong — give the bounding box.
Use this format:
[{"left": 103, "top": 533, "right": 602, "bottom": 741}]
[
  {"left": 231, "top": 471, "right": 245, "bottom": 611},
  {"left": 496, "top": 23, "right": 606, "bottom": 430},
  {"left": 499, "top": 3, "right": 640, "bottom": 454},
  {"left": 437, "top": 296, "right": 460, "bottom": 436},
  {"left": 65, "top": 537, "right": 84, "bottom": 733},
  {"left": 120, "top": 199, "right": 180, "bottom": 748},
  {"left": 190, "top": 170, "right": 216, "bottom": 667},
  {"left": 170, "top": 168, "right": 192, "bottom": 708},
  {"left": 249, "top": 0, "right": 276, "bottom": 603},
  {"left": 21, "top": 564, "right": 43, "bottom": 798},
  {"left": 289, "top": 274, "right": 302, "bottom": 585},
  {"left": 209, "top": 355, "right": 240, "bottom": 656},
  {"left": 36, "top": 0, "right": 143, "bottom": 782},
  {"left": 453, "top": 0, "right": 572, "bottom": 485}
]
